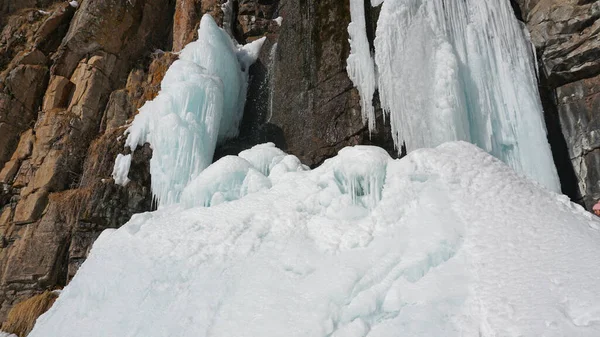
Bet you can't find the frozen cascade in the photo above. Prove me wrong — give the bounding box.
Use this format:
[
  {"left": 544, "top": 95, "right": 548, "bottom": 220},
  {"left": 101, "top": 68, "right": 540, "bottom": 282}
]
[
  {"left": 267, "top": 42, "right": 278, "bottom": 122},
  {"left": 348, "top": 0, "right": 561, "bottom": 192},
  {"left": 113, "top": 14, "right": 265, "bottom": 206},
  {"left": 347, "top": 0, "right": 377, "bottom": 131}
]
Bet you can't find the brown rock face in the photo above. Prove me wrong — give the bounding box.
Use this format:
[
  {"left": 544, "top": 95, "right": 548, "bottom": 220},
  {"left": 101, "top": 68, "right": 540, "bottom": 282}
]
[
  {"left": 0, "top": 0, "right": 175, "bottom": 322},
  {"left": 517, "top": 0, "right": 600, "bottom": 207},
  {"left": 0, "top": 64, "right": 49, "bottom": 169},
  {"left": 42, "top": 76, "right": 74, "bottom": 111},
  {"left": 172, "top": 0, "right": 225, "bottom": 52},
  {"left": 173, "top": 0, "right": 203, "bottom": 52},
  {"left": 0, "top": 1, "right": 65, "bottom": 29}
]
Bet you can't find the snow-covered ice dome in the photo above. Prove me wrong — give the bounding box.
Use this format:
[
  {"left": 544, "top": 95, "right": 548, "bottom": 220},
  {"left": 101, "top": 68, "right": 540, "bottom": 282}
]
[{"left": 30, "top": 142, "right": 600, "bottom": 337}]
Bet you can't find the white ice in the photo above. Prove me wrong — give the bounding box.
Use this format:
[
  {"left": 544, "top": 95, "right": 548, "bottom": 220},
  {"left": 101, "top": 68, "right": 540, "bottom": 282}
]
[
  {"left": 348, "top": 0, "right": 561, "bottom": 192},
  {"left": 347, "top": 0, "right": 377, "bottom": 132},
  {"left": 30, "top": 142, "right": 600, "bottom": 337},
  {"left": 181, "top": 143, "right": 304, "bottom": 208},
  {"left": 115, "top": 14, "right": 263, "bottom": 206},
  {"left": 180, "top": 156, "right": 269, "bottom": 208},
  {"left": 238, "top": 142, "right": 288, "bottom": 176},
  {"left": 111, "top": 154, "right": 131, "bottom": 186},
  {"left": 221, "top": 0, "right": 234, "bottom": 36}
]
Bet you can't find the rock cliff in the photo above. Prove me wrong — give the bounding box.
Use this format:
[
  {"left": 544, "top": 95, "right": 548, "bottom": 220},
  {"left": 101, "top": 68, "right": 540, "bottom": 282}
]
[
  {"left": 0, "top": 0, "right": 174, "bottom": 322},
  {"left": 0, "top": 0, "right": 596, "bottom": 328},
  {"left": 516, "top": 0, "right": 600, "bottom": 207}
]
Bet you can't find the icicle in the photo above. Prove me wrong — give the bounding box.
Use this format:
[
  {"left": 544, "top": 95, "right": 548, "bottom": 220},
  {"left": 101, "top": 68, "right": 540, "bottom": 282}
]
[
  {"left": 267, "top": 42, "right": 278, "bottom": 123},
  {"left": 221, "top": 0, "right": 234, "bottom": 37},
  {"left": 114, "top": 15, "right": 265, "bottom": 206},
  {"left": 333, "top": 146, "right": 389, "bottom": 209},
  {"left": 347, "top": 0, "right": 377, "bottom": 133},
  {"left": 112, "top": 154, "right": 132, "bottom": 186}
]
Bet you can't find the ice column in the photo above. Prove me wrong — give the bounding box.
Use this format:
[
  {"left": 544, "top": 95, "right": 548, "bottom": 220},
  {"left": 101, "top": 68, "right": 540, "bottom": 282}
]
[
  {"left": 115, "top": 15, "right": 265, "bottom": 206},
  {"left": 348, "top": 0, "right": 561, "bottom": 192},
  {"left": 347, "top": 0, "right": 377, "bottom": 132}
]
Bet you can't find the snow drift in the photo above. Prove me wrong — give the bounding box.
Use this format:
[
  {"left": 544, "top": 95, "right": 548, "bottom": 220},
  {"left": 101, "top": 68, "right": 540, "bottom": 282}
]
[{"left": 31, "top": 142, "right": 600, "bottom": 337}]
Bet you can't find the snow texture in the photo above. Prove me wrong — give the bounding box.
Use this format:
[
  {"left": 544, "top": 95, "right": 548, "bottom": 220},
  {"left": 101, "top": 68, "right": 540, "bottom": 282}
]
[
  {"left": 116, "top": 14, "right": 263, "bottom": 206},
  {"left": 31, "top": 142, "right": 600, "bottom": 337},
  {"left": 273, "top": 16, "right": 283, "bottom": 26},
  {"left": 348, "top": 0, "right": 561, "bottom": 192},
  {"left": 68, "top": 1, "right": 78, "bottom": 8}
]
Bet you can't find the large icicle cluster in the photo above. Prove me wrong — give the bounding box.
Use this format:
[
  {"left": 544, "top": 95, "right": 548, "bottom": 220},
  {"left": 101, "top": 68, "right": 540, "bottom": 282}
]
[
  {"left": 347, "top": 0, "right": 561, "bottom": 192},
  {"left": 113, "top": 15, "right": 265, "bottom": 206}
]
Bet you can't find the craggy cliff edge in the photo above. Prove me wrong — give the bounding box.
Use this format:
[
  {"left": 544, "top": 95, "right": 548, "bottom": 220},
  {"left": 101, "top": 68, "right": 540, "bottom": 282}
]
[{"left": 0, "top": 0, "right": 597, "bottom": 326}]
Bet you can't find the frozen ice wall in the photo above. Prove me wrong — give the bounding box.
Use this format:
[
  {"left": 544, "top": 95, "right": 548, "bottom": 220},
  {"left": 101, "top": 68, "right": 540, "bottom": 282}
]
[
  {"left": 114, "top": 15, "right": 265, "bottom": 206},
  {"left": 348, "top": 0, "right": 561, "bottom": 192}
]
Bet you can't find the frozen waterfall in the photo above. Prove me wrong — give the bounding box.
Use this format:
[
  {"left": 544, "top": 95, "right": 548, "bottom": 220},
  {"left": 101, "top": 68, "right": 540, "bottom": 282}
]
[
  {"left": 347, "top": 0, "right": 561, "bottom": 192},
  {"left": 113, "top": 14, "right": 265, "bottom": 206}
]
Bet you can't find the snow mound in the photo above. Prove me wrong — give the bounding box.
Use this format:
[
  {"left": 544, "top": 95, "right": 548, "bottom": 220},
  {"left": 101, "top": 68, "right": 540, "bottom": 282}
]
[
  {"left": 31, "top": 142, "right": 600, "bottom": 337},
  {"left": 111, "top": 154, "right": 131, "bottom": 186},
  {"left": 180, "top": 155, "right": 269, "bottom": 208}
]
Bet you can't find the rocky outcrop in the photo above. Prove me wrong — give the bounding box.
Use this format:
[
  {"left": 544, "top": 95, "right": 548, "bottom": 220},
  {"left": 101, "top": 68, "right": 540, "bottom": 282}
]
[
  {"left": 0, "top": 0, "right": 65, "bottom": 29},
  {"left": 213, "top": 0, "right": 395, "bottom": 166},
  {"left": 0, "top": 0, "right": 175, "bottom": 322},
  {"left": 517, "top": 0, "right": 600, "bottom": 208},
  {"left": 2, "top": 290, "right": 57, "bottom": 337},
  {"left": 173, "top": 0, "right": 224, "bottom": 51}
]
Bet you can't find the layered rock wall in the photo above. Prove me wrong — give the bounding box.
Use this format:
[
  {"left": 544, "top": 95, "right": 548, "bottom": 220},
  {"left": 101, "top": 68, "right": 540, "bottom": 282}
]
[
  {"left": 0, "top": 0, "right": 175, "bottom": 321},
  {"left": 517, "top": 0, "right": 600, "bottom": 207}
]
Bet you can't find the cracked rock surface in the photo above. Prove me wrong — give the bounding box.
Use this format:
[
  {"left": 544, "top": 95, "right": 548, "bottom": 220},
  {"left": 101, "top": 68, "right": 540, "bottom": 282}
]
[
  {"left": 0, "top": 0, "right": 174, "bottom": 322},
  {"left": 517, "top": 0, "right": 600, "bottom": 208}
]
